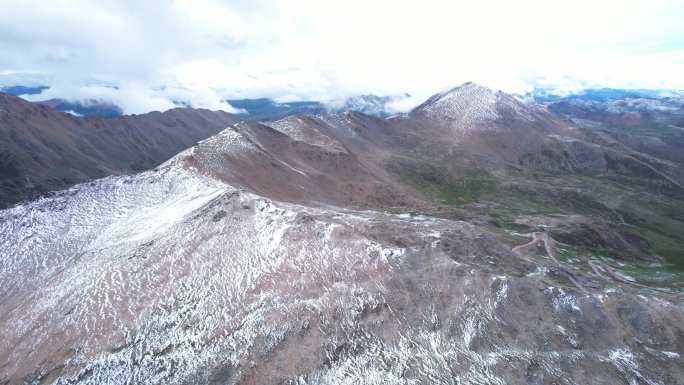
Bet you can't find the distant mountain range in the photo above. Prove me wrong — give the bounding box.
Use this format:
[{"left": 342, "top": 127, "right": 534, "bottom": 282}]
[
  {"left": 0, "top": 86, "right": 407, "bottom": 120},
  {"left": 36, "top": 98, "right": 124, "bottom": 118},
  {"left": 226, "top": 98, "right": 327, "bottom": 120},
  {"left": 0, "top": 85, "right": 49, "bottom": 95},
  {"left": 531, "top": 87, "right": 684, "bottom": 103},
  {"left": 4, "top": 84, "right": 684, "bottom": 123}
]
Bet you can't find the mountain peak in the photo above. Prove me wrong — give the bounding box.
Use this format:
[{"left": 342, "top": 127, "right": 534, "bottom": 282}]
[
  {"left": 411, "top": 82, "right": 542, "bottom": 127},
  {"left": 412, "top": 82, "right": 500, "bottom": 124},
  {"left": 451, "top": 81, "right": 492, "bottom": 92},
  {"left": 440, "top": 81, "right": 497, "bottom": 98}
]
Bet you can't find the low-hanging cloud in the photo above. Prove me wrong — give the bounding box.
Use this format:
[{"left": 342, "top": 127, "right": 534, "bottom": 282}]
[{"left": 1, "top": 0, "right": 683, "bottom": 114}]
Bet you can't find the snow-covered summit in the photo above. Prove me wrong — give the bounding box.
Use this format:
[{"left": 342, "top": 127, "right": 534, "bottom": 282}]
[
  {"left": 413, "top": 82, "right": 538, "bottom": 126},
  {"left": 413, "top": 82, "right": 499, "bottom": 123}
]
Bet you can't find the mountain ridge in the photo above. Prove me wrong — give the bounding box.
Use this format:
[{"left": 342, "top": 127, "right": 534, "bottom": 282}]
[
  {"left": 1, "top": 82, "right": 684, "bottom": 384},
  {"left": 0, "top": 92, "right": 238, "bottom": 207}
]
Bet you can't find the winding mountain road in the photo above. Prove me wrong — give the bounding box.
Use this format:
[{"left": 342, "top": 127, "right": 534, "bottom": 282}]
[{"left": 512, "top": 231, "right": 588, "bottom": 293}]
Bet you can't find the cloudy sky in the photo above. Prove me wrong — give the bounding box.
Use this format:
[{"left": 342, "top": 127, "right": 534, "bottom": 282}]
[{"left": 1, "top": 0, "right": 683, "bottom": 113}]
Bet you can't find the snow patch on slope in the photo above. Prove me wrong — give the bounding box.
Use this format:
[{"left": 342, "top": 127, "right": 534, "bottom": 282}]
[{"left": 265, "top": 116, "right": 347, "bottom": 153}]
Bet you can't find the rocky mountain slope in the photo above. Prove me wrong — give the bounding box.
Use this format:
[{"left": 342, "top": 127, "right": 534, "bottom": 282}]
[
  {"left": 544, "top": 92, "right": 684, "bottom": 177},
  {"left": 0, "top": 92, "right": 237, "bottom": 208},
  {"left": 1, "top": 83, "right": 683, "bottom": 385}
]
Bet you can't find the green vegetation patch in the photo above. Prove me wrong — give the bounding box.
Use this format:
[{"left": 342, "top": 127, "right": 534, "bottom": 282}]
[
  {"left": 629, "top": 226, "right": 684, "bottom": 271},
  {"left": 386, "top": 155, "right": 496, "bottom": 204}
]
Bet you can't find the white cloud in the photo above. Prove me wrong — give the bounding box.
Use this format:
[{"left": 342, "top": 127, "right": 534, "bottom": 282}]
[{"left": 1, "top": 0, "right": 683, "bottom": 113}]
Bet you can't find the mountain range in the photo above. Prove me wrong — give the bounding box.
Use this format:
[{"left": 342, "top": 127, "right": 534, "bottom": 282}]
[
  {"left": 0, "top": 86, "right": 407, "bottom": 120},
  {"left": 0, "top": 82, "right": 683, "bottom": 384}
]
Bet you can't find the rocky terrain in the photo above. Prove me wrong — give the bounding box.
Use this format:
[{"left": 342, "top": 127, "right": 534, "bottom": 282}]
[{"left": 1, "top": 83, "right": 683, "bottom": 384}]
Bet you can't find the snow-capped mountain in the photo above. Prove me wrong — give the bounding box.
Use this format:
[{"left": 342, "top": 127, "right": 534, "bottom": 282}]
[
  {"left": 340, "top": 94, "right": 408, "bottom": 117},
  {"left": 1, "top": 84, "right": 683, "bottom": 385},
  {"left": 410, "top": 82, "right": 541, "bottom": 128},
  {"left": 412, "top": 82, "right": 501, "bottom": 123},
  {"left": 227, "top": 94, "right": 409, "bottom": 121}
]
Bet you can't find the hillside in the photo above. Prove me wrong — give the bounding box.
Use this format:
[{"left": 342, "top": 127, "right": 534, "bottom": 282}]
[{"left": 0, "top": 92, "right": 237, "bottom": 207}]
